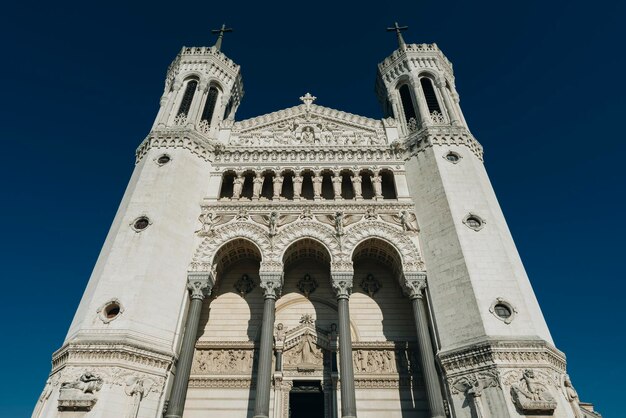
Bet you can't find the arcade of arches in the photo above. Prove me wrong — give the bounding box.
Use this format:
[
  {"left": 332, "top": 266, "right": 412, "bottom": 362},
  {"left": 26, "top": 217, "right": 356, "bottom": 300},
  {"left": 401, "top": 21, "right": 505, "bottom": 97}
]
[{"left": 174, "top": 228, "right": 446, "bottom": 418}]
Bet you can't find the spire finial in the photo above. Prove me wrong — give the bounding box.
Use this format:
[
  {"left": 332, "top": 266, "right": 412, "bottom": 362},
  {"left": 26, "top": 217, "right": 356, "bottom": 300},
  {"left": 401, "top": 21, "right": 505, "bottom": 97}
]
[
  {"left": 299, "top": 92, "right": 317, "bottom": 111},
  {"left": 386, "top": 22, "right": 408, "bottom": 49},
  {"left": 211, "top": 23, "right": 233, "bottom": 52}
]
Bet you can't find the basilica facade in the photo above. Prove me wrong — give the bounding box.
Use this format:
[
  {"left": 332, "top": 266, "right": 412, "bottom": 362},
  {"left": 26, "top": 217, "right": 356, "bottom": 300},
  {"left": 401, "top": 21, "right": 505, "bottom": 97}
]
[{"left": 33, "top": 31, "right": 600, "bottom": 418}]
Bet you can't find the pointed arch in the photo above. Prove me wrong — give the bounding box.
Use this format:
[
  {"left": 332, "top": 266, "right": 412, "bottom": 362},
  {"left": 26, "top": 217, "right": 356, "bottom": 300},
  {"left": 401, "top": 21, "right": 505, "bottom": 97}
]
[{"left": 190, "top": 222, "right": 271, "bottom": 271}]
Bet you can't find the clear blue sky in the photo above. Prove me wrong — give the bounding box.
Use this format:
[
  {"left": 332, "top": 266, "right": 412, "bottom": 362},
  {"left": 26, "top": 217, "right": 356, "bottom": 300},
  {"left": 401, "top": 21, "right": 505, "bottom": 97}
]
[{"left": 1, "top": 0, "right": 624, "bottom": 416}]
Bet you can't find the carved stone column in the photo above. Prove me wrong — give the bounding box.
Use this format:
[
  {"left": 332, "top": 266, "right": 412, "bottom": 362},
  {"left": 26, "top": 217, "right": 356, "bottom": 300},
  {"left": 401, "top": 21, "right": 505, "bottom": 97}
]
[
  {"left": 403, "top": 272, "right": 445, "bottom": 418},
  {"left": 254, "top": 272, "right": 283, "bottom": 418},
  {"left": 436, "top": 79, "right": 459, "bottom": 126},
  {"left": 273, "top": 174, "right": 283, "bottom": 199},
  {"left": 313, "top": 173, "right": 323, "bottom": 200},
  {"left": 165, "top": 273, "right": 213, "bottom": 418},
  {"left": 351, "top": 175, "right": 362, "bottom": 200},
  {"left": 332, "top": 272, "right": 357, "bottom": 418},
  {"left": 410, "top": 75, "right": 431, "bottom": 127},
  {"left": 332, "top": 173, "right": 342, "bottom": 199},
  {"left": 252, "top": 173, "right": 263, "bottom": 200},
  {"left": 162, "top": 80, "right": 183, "bottom": 127}
]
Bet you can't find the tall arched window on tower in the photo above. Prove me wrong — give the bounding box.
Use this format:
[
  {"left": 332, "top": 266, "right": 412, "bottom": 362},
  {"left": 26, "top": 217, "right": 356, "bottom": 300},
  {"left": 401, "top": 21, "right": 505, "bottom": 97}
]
[
  {"left": 201, "top": 86, "right": 219, "bottom": 125},
  {"left": 420, "top": 77, "right": 442, "bottom": 116},
  {"left": 177, "top": 79, "right": 198, "bottom": 117},
  {"left": 398, "top": 84, "right": 418, "bottom": 131}
]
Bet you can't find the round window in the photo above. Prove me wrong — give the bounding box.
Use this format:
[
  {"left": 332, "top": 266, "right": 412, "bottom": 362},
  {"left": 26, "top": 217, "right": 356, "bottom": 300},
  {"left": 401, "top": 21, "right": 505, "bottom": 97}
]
[
  {"left": 494, "top": 303, "right": 512, "bottom": 319},
  {"left": 105, "top": 303, "right": 121, "bottom": 319},
  {"left": 446, "top": 152, "right": 459, "bottom": 162},
  {"left": 157, "top": 155, "right": 171, "bottom": 165},
  {"left": 466, "top": 216, "right": 482, "bottom": 228},
  {"left": 133, "top": 217, "right": 150, "bottom": 231}
]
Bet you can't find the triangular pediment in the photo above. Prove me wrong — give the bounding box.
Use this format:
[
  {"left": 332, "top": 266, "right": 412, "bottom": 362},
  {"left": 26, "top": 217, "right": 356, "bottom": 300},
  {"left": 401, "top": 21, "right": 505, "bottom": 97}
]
[{"left": 228, "top": 104, "right": 389, "bottom": 147}]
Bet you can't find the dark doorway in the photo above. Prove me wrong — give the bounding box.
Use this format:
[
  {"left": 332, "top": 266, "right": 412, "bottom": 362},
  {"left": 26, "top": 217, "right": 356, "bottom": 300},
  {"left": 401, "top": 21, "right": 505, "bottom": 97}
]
[{"left": 289, "top": 380, "right": 324, "bottom": 418}]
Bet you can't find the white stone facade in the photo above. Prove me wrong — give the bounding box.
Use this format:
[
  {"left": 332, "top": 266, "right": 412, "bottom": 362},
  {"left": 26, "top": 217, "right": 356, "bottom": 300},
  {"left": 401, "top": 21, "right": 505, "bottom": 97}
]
[{"left": 32, "top": 41, "right": 599, "bottom": 418}]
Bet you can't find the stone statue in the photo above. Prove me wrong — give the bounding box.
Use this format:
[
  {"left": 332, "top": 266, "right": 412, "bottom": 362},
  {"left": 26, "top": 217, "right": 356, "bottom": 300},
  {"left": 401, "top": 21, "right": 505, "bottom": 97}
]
[
  {"left": 125, "top": 377, "right": 145, "bottom": 418},
  {"left": 268, "top": 211, "right": 278, "bottom": 236},
  {"left": 312, "top": 175, "right": 323, "bottom": 199},
  {"left": 290, "top": 330, "right": 323, "bottom": 366},
  {"left": 332, "top": 174, "right": 342, "bottom": 199},
  {"left": 293, "top": 175, "right": 303, "bottom": 198},
  {"left": 252, "top": 174, "right": 263, "bottom": 199},
  {"left": 61, "top": 372, "right": 103, "bottom": 394},
  {"left": 334, "top": 211, "right": 345, "bottom": 236},
  {"left": 272, "top": 174, "right": 283, "bottom": 199},
  {"left": 564, "top": 375, "right": 583, "bottom": 418},
  {"left": 301, "top": 127, "right": 314, "bottom": 143},
  {"left": 510, "top": 369, "right": 556, "bottom": 413},
  {"left": 372, "top": 174, "right": 383, "bottom": 198},
  {"left": 351, "top": 175, "right": 362, "bottom": 198},
  {"left": 232, "top": 175, "right": 244, "bottom": 199},
  {"left": 274, "top": 323, "right": 286, "bottom": 350},
  {"left": 197, "top": 210, "right": 214, "bottom": 235}
]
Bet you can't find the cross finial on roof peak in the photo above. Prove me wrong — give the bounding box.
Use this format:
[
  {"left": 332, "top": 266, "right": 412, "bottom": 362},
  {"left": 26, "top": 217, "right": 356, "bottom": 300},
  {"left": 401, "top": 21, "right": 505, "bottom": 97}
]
[
  {"left": 211, "top": 23, "right": 233, "bottom": 52},
  {"left": 386, "top": 22, "right": 408, "bottom": 49},
  {"left": 299, "top": 92, "right": 317, "bottom": 111}
]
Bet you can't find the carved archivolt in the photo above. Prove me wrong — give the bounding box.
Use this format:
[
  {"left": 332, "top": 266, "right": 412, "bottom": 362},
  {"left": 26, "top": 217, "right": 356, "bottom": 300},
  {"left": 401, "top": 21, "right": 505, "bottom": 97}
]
[
  {"left": 343, "top": 221, "right": 424, "bottom": 272},
  {"left": 274, "top": 221, "right": 339, "bottom": 263},
  {"left": 190, "top": 222, "right": 271, "bottom": 271}
]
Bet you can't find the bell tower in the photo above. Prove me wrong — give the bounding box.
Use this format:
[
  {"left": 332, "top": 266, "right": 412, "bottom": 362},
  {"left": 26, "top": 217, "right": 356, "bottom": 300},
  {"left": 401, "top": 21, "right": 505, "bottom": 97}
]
[
  {"left": 377, "top": 25, "right": 585, "bottom": 418},
  {"left": 32, "top": 30, "right": 244, "bottom": 418},
  {"left": 152, "top": 24, "right": 244, "bottom": 137}
]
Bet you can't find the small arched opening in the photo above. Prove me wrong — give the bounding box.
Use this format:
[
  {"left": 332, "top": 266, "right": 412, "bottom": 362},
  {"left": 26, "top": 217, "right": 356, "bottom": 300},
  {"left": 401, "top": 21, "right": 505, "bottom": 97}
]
[
  {"left": 379, "top": 169, "right": 397, "bottom": 199},
  {"left": 177, "top": 77, "right": 199, "bottom": 117},
  {"left": 300, "top": 170, "right": 315, "bottom": 200},
  {"left": 340, "top": 169, "right": 355, "bottom": 200},
  {"left": 281, "top": 170, "right": 295, "bottom": 200},
  {"left": 420, "top": 77, "right": 442, "bottom": 114},
  {"left": 321, "top": 170, "right": 334, "bottom": 200},
  {"left": 261, "top": 170, "right": 275, "bottom": 200},
  {"left": 201, "top": 85, "right": 220, "bottom": 125},
  {"left": 398, "top": 83, "right": 418, "bottom": 129},
  {"left": 360, "top": 169, "right": 375, "bottom": 200},
  {"left": 219, "top": 170, "right": 236, "bottom": 199},
  {"left": 241, "top": 170, "right": 255, "bottom": 200}
]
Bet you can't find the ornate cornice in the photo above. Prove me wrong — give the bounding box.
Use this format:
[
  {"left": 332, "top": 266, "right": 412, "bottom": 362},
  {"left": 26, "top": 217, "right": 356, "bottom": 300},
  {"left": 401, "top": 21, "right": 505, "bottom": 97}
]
[
  {"left": 189, "top": 377, "right": 254, "bottom": 388},
  {"left": 136, "top": 129, "right": 221, "bottom": 163},
  {"left": 405, "top": 125, "right": 483, "bottom": 161},
  {"left": 201, "top": 200, "right": 415, "bottom": 212},
  {"left": 51, "top": 341, "right": 174, "bottom": 375},
  {"left": 439, "top": 339, "right": 567, "bottom": 378}
]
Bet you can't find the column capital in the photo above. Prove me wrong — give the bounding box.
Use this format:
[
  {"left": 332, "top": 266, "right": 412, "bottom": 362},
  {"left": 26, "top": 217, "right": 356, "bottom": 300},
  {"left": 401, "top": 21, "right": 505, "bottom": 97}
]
[
  {"left": 331, "top": 272, "right": 353, "bottom": 299},
  {"left": 187, "top": 272, "right": 214, "bottom": 300},
  {"left": 403, "top": 271, "right": 428, "bottom": 300},
  {"left": 260, "top": 271, "right": 283, "bottom": 299}
]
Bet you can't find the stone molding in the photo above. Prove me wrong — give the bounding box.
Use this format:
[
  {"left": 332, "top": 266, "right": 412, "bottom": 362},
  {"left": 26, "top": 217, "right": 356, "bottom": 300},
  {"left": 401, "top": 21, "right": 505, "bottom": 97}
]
[
  {"left": 377, "top": 43, "right": 454, "bottom": 83},
  {"left": 406, "top": 125, "right": 483, "bottom": 161},
  {"left": 190, "top": 209, "right": 424, "bottom": 277},
  {"left": 439, "top": 340, "right": 567, "bottom": 378},
  {"left": 214, "top": 146, "right": 403, "bottom": 165},
  {"left": 136, "top": 129, "right": 221, "bottom": 163},
  {"left": 189, "top": 377, "right": 254, "bottom": 388},
  {"left": 51, "top": 341, "right": 174, "bottom": 375}
]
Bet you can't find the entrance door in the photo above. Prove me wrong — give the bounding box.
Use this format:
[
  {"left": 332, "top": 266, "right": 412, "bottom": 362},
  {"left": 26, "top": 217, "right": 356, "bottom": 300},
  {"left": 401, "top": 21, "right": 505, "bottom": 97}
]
[{"left": 289, "top": 381, "right": 325, "bottom": 418}]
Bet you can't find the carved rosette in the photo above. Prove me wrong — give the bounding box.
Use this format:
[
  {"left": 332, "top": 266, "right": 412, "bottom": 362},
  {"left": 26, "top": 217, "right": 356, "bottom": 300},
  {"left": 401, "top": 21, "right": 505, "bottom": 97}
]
[
  {"left": 402, "top": 272, "right": 427, "bottom": 299},
  {"left": 187, "top": 273, "right": 214, "bottom": 300}
]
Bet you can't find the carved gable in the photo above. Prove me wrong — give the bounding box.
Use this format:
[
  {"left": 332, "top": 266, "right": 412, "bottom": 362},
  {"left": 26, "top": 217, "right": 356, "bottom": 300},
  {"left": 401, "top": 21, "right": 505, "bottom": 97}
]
[{"left": 228, "top": 104, "right": 388, "bottom": 148}]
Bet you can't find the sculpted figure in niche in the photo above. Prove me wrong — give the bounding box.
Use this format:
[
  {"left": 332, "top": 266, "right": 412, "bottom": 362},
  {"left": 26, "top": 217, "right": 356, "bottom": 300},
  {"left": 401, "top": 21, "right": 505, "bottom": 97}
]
[
  {"left": 312, "top": 174, "right": 323, "bottom": 199},
  {"left": 564, "top": 375, "right": 583, "bottom": 418},
  {"left": 372, "top": 174, "right": 383, "bottom": 198},
  {"left": 332, "top": 174, "right": 342, "bottom": 199},
  {"left": 274, "top": 323, "right": 286, "bottom": 345},
  {"left": 232, "top": 175, "right": 244, "bottom": 199},
  {"left": 293, "top": 174, "right": 303, "bottom": 198},
  {"left": 268, "top": 211, "right": 278, "bottom": 236},
  {"left": 273, "top": 174, "right": 283, "bottom": 199},
  {"left": 124, "top": 377, "right": 146, "bottom": 418},
  {"left": 288, "top": 330, "right": 323, "bottom": 366},
  {"left": 61, "top": 372, "right": 103, "bottom": 394},
  {"left": 252, "top": 173, "right": 263, "bottom": 199},
  {"left": 351, "top": 175, "right": 362, "bottom": 198},
  {"left": 301, "top": 127, "right": 315, "bottom": 144}
]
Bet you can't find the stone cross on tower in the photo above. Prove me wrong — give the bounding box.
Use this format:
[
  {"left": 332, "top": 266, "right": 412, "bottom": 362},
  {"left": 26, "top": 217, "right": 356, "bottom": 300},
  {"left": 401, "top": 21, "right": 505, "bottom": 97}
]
[
  {"left": 299, "top": 92, "right": 317, "bottom": 111},
  {"left": 212, "top": 23, "right": 233, "bottom": 52},
  {"left": 387, "top": 22, "right": 408, "bottom": 48}
]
